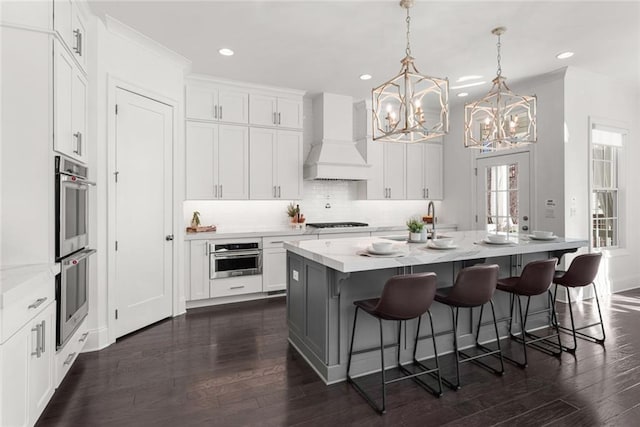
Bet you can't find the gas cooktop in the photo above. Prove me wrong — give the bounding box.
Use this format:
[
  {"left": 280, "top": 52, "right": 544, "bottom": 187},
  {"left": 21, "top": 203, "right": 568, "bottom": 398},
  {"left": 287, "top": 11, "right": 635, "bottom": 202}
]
[{"left": 306, "top": 222, "right": 369, "bottom": 228}]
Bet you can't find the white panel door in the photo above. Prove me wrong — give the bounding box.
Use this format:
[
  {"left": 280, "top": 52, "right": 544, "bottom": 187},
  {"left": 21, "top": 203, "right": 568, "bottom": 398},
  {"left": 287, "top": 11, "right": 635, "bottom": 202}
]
[
  {"left": 249, "top": 94, "right": 277, "bottom": 127},
  {"left": 263, "top": 249, "right": 286, "bottom": 292},
  {"left": 114, "top": 88, "right": 173, "bottom": 338},
  {"left": 217, "top": 125, "right": 249, "bottom": 199},
  {"left": 71, "top": 71, "right": 87, "bottom": 162},
  {"left": 218, "top": 88, "right": 248, "bottom": 124},
  {"left": 249, "top": 127, "right": 277, "bottom": 199},
  {"left": 405, "top": 143, "right": 425, "bottom": 199},
  {"left": 185, "top": 122, "right": 216, "bottom": 199},
  {"left": 276, "top": 130, "right": 303, "bottom": 199},
  {"left": 188, "top": 240, "right": 210, "bottom": 301},
  {"left": 54, "top": 41, "right": 74, "bottom": 158},
  {"left": 476, "top": 152, "right": 530, "bottom": 234},
  {"left": 28, "top": 303, "right": 55, "bottom": 425},
  {"left": 186, "top": 86, "right": 217, "bottom": 121},
  {"left": 277, "top": 97, "right": 303, "bottom": 129},
  {"left": 425, "top": 143, "right": 443, "bottom": 200},
  {"left": 384, "top": 143, "right": 406, "bottom": 199}
]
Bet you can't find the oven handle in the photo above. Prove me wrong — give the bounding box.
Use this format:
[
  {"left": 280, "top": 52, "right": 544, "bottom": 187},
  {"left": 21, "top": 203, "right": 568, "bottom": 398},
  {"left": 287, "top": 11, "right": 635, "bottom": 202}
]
[
  {"left": 213, "top": 251, "right": 261, "bottom": 260},
  {"left": 60, "top": 174, "right": 96, "bottom": 186},
  {"left": 63, "top": 248, "right": 97, "bottom": 266}
]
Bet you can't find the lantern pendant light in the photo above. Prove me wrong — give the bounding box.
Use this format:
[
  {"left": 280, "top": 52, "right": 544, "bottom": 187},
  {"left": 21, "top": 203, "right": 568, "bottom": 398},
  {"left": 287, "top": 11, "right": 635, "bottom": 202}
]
[
  {"left": 464, "top": 27, "right": 537, "bottom": 151},
  {"left": 372, "top": 0, "right": 449, "bottom": 143}
]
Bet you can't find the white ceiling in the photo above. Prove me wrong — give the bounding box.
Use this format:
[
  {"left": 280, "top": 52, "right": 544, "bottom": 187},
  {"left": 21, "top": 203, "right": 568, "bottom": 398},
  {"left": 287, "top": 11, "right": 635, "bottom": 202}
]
[{"left": 88, "top": 1, "right": 640, "bottom": 101}]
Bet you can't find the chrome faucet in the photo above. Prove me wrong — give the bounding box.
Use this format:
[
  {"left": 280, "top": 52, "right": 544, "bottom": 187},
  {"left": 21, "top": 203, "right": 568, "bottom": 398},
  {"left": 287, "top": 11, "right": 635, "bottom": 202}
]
[{"left": 427, "top": 201, "right": 436, "bottom": 238}]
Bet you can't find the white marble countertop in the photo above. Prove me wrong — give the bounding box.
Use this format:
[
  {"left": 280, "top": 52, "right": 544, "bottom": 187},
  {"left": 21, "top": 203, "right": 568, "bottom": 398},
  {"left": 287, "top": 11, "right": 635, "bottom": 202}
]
[
  {"left": 184, "top": 223, "right": 458, "bottom": 241},
  {"left": 283, "top": 231, "right": 588, "bottom": 273},
  {"left": 0, "top": 263, "right": 60, "bottom": 298}
]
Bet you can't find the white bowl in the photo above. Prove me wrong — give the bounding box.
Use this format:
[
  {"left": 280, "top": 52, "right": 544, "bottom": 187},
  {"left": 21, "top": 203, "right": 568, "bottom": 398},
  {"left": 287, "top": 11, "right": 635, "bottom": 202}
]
[
  {"left": 486, "top": 234, "right": 508, "bottom": 243},
  {"left": 431, "top": 238, "right": 454, "bottom": 248},
  {"left": 371, "top": 241, "right": 394, "bottom": 252},
  {"left": 532, "top": 230, "right": 554, "bottom": 238}
]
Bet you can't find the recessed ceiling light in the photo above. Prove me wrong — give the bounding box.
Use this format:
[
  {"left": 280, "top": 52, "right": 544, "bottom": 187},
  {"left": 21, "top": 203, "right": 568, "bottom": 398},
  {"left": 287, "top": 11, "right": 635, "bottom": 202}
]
[
  {"left": 556, "top": 51, "right": 574, "bottom": 59},
  {"left": 456, "top": 75, "right": 483, "bottom": 83},
  {"left": 450, "top": 81, "right": 486, "bottom": 90},
  {"left": 457, "top": 92, "right": 469, "bottom": 97},
  {"left": 360, "top": 74, "right": 372, "bottom": 81},
  {"left": 218, "top": 48, "right": 234, "bottom": 56}
]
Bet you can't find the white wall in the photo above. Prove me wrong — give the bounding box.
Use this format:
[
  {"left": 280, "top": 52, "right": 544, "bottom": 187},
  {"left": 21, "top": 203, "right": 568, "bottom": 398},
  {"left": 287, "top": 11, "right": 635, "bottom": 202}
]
[
  {"left": 564, "top": 67, "right": 640, "bottom": 293},
  {"left": 87, "top": 16, "right": 189, "bottom": 350}
]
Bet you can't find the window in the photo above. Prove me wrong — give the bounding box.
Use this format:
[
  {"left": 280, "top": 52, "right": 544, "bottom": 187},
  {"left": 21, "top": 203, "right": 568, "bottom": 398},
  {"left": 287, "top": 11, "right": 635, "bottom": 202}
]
[{"left": 591, "top": 124, "right": 625, "bottom": 249}]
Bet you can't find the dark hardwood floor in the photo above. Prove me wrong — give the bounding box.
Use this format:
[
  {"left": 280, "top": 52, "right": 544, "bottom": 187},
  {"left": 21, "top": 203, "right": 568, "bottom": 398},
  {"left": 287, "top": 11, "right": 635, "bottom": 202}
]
[{"left": 37, "top": 289, "right": 640, "bottom": 426}]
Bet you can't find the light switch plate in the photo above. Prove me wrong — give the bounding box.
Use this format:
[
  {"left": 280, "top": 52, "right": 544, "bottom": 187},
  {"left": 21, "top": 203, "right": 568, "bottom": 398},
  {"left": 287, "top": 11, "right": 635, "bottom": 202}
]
[{"left": 292, "top": 270, "right": 299, "bottom": 281}]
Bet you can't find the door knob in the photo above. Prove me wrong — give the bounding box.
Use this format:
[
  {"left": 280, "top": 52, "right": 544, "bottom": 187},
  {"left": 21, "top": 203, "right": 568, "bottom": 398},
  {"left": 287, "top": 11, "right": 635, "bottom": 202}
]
[
  {"left": 523, "top": 216, "right": 529, "bottom": 221},
  {"left": 165, "top": 235, "right": 174, "bottom": 241},
  {"left": 522, "top": 226, "right": 529, "bottom": 231}
]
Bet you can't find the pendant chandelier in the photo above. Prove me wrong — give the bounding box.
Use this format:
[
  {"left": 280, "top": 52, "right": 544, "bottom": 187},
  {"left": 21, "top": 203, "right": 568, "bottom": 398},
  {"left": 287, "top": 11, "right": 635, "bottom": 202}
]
[
  {"left": 372, "top": 0, "right": 449, "bottom": 143},
  {"left": 464, "top": 27, "right": 537, "bottom": 151}
]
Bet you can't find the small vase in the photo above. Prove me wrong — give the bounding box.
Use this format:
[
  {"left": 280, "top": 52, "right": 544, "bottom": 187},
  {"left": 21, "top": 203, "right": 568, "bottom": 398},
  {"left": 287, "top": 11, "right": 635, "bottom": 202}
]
[{"left": 410, "top": 232, "right": 422, "bottom": 242}]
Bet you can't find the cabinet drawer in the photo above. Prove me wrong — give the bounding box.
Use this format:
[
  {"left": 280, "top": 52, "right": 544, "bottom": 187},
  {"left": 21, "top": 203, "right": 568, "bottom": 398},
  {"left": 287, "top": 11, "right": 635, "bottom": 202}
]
[
  {"left": 263, "top": 234, "right": 317, "bottom": 249},
  {"left": 0, "top": 273, "right": 55, "bottom": 344},
  {"left": 55, "top": 318, "right": 88, "bottom": 387},
  {"left": 210, "top": 275, "right": 262, "bottom": 298}
]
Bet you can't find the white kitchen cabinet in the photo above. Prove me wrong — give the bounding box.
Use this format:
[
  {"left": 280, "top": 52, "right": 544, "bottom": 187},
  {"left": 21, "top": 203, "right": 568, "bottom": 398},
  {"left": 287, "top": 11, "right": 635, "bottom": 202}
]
[
  {"left": 249, "top": 94, "right": 303, "bottom": 130},
  {"left": 188, "top": 240, "right": 210, "bottom": 301},
  {"left": 1, "top": 266, "right": 56, "bottom": 427},
  {"left": 54, "top": 40, "right": 87, "bottom": 163},
  {"left": 185, "top": 121, "right": 249, "bottom": 200},
  {"left": 54, "top": 0, "right": 87, "bottom": 73},
  {"left": 262, "top": 235, "right": 317, "bottom": 292},
  {"left": 249, "top": 128, "right": 303, "bottom": 200},
  {"left": 54, "top": 317, "right": 88, "bottom": 388},
  {"left": 406, "top": 142, "right": 443, "bottom": 200},
  {"left": 186, "top": 84, "right": 248, "bottom": 124},
  {"left": 359, "top": 141, "right": 406, "bottom": 200}
]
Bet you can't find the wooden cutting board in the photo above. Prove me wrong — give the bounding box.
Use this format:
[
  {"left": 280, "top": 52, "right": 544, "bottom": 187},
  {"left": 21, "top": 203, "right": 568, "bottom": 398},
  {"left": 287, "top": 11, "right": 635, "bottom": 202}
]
[{"left": 186, "top": 225, "right": 217, "bottom": 233}]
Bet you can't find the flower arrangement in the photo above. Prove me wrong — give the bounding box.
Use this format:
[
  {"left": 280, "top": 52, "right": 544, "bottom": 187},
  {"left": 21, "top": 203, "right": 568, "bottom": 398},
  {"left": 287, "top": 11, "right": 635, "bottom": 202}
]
[
  {"left": 406, "top": 217, "right": 424, "bottom": 233},
  {"left": 287, "top": 202, "right": 305, "bottom": 225}
]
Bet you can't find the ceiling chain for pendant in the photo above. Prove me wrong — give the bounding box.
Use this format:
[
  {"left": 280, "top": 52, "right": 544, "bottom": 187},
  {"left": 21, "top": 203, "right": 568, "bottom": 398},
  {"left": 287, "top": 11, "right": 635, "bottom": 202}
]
[{"left": 405, "top": 7, "right": 412, "bottom": 57}]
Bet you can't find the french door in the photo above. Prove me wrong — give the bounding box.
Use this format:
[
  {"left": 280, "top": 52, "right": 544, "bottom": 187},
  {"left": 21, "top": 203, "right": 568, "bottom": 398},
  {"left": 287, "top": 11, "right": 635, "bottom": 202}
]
[{"left": 476, "top": 152, "right": 531, "bottom": 235}]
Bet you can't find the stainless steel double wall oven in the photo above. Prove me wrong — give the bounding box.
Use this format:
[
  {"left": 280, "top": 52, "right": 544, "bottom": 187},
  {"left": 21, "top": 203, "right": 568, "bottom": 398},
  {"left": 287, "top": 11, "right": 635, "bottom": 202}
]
[{"left": 55, "top": 156, "right": 96, "bottom": 348}]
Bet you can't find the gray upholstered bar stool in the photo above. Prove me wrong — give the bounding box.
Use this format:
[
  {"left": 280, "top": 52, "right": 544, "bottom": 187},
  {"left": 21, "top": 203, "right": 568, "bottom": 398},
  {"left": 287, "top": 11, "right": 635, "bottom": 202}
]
[
  {"left": 434, "top": 264, "right": 504, "bottom": 390},
  {"left": 346, "top": 272, "right": 443, "bottom": 414},
  {"left": 496, "top": 258, "right": 561, "bottom": 368},
  {"left": 552, "top": 253, "right": 605, "bottom": 352}
]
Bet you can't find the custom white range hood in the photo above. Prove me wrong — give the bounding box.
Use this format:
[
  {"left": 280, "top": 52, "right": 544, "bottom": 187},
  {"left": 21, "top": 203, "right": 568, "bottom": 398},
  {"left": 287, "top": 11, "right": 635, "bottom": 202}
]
[{"left": 304, "top": 93, "right": 370, "bottom": 180}]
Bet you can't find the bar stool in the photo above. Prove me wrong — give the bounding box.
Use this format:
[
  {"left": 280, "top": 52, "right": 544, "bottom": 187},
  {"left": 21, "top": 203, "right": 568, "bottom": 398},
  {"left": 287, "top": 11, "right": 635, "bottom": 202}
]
[
  {"left": 346, "top": 272, "right": 443, "bottom": 414},
  {"left": 552, "top": 253, "right": 605, "bottom": 353},
  {"left": 496, "top": 258, "right": 561, "bottom": 368},
  {"left": 434, "top": 264, "right": 504, "bottom": 390}
]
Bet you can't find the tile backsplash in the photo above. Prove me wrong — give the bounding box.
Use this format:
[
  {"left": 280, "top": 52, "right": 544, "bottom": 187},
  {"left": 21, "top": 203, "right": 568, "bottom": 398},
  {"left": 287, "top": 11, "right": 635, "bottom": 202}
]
[{"left": 184, "top": 181, "right": 441, "bottom": 228}]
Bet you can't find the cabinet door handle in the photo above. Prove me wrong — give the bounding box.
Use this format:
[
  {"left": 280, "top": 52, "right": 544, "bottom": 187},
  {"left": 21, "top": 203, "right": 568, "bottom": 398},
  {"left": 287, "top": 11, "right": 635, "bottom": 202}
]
[
  {"left": 79, "top": 332, "right": 89, "bottom": 343},
  {"left": 219, "top": 185, "right": 223, "bottom": 198},
  {"left": 278, "top": 112, "right": 281, "bottom": 125},
  {"left": 73, "top": 132, "right": 82, "bottom": 156},
  {"left": 214, "top": 105, "right": 218, "bottom": 119},
  {"left": 28, "top": 297, "right": 47, "bottom": 310},
  {"left": 426, "top": 188, "right": 429, "bottom": 199},
  {"left": 31, "top": 324, "right": 41, "bottom": 357},
  {"left": 41, "top": 320, "right": 46, "bottom": 354},
  {"left": 219, "top": 105, "right": 223, "bottom": 120},
  {"left": 64, "top": 352, "right": 77, "bottom": 365},
  {"left": 273, "top": 112, "right": 277, "bottom": 125},
  {"left": 230, "top": 285, "right": 245, "bottom": 290},
  {"left": 73, "top": 29, "right": 82, "bottom": 56},
  {"left": 214, "top": 185, "right": 218, "bottom": 198},
  {"left": 277, "top": 186, "right": 281, "bottom": 198},
  {"left": 273, "top": 186, "right": 276, "bottom": 198}
]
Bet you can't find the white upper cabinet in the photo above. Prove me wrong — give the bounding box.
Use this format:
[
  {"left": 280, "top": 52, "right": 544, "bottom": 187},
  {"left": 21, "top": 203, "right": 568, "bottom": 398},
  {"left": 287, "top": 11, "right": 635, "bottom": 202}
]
[
  {"left": 249, "top": 94, "right": 303, "bottom": 130},
  {"left": 358, "top": 141, "right": 406, "bottom": 200},
  {"left": 54, "top": 41, "right": 87, "bottom": 163},
  {"left": 185, "top": 121, "right": 249, "bottom": 200},
  {"left": 249, "top": 128, "right": 302, "bottom": 200},
  {"left": 53, "top": 0, "right": 87, "bottom": 73},
  {"left": 186, "top": 83, "right": 249, "bottom": 124},
  {"left": 406, "top": 142, "right": 443, "bottom": 200}
]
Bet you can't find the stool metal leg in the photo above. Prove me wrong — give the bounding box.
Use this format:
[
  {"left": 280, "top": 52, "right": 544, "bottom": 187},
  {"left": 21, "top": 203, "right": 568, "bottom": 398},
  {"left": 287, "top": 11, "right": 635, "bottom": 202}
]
[
  {"left": 552, "top": 282, "right": 606, "bottom": 351},
  {"left": 490, "top": 300, "right": 505, "bottom": 375},
  {"left": 347, "top": 307, "right": 359, "bottom": 376},
  {"left": 427, "top": 311, "right": 444, "bottom": 397},
  {"left": 465, "top": 301, "right": 505, "bottom": 376},
  {"left": 379, "top": 318, "right": 386, "bottom": 414}
]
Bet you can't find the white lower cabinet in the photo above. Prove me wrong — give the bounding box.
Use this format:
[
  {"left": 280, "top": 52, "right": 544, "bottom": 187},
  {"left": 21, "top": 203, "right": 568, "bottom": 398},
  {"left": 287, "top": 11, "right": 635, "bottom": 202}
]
[
  {"left": 54, "top": 318, "right": 88, "bottom": 388},
  {"left": 187, "top": 240, "right": 210, "bottom": 301},
  {"left": 210, "top": 275, "right": 262, "bottom": 298},
  {"left": 262, "top": 235, "right": 317, "bottom": 292},
  {"left": 1, "top": 301, "right": 55, "bottom": 427}
]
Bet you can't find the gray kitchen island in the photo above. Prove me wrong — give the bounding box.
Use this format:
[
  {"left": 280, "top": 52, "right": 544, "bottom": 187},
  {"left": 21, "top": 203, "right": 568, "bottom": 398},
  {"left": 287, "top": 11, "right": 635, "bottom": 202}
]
[{"left": 284, "top": 231, "right": 588, "bottom": 384}]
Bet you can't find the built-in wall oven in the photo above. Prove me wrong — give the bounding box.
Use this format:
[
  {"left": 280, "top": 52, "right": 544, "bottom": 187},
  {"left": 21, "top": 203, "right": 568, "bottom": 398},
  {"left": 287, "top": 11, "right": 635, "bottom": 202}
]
[
  {"left": 209, "top": 240, "right": 262, "bottom": 280},
  {"left": 55, "top": 156, "right": 96, "bottom": 348}
]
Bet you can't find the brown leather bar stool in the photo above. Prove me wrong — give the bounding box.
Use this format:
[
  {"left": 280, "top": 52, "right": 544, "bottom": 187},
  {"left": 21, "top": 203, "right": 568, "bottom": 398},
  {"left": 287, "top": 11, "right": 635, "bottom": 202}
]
[
  {"left": 434, "top": 264, "right": 504, "bottom": 390},
  {"left": 346, "top": 272, "right": 443, "bottom": 414},
  {"left": 552, "top": 253, "right": 605, "bottom": 353},
  {"left": 496, "top": 258, "right": 561, "bottom": 368}
]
